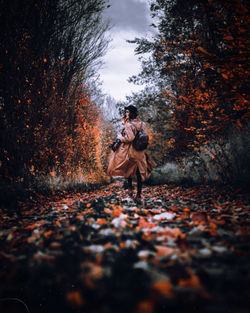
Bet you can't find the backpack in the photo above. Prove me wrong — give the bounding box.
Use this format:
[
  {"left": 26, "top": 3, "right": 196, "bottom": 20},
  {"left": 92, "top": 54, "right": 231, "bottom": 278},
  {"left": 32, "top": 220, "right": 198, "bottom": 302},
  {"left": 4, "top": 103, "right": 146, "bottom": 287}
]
[{"left": 130, "top": 122, "right": 149, "bottom": 151}]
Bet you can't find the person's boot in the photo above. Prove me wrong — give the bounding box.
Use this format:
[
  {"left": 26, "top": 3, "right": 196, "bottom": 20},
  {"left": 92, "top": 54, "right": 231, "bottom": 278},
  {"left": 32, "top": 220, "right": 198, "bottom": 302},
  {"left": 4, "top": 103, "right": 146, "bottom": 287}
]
[
  {"left": 134, "top": 194, "right": 142, "bottom": 205},
  {"left": 128, "top": 187, "right": 133, "bottom": 198}
]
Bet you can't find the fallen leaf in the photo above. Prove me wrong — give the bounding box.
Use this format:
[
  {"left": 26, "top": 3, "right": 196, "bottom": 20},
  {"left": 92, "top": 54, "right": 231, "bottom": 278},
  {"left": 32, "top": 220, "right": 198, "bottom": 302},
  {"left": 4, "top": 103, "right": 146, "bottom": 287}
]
[
  {"left": 155, "top": 245, "right": 175, "bottom": 257},
  {"left": 153, "top": 212, "right": 176, "bottom": 221},
  {"left": 133, "top": 300, "right": 154, "bottom": 313},
  {"left": 66, "top": 290, "right": 84, "bottom": 307},
  {"left": 151, "top": 280, "right": 173, "bottom": 298}
]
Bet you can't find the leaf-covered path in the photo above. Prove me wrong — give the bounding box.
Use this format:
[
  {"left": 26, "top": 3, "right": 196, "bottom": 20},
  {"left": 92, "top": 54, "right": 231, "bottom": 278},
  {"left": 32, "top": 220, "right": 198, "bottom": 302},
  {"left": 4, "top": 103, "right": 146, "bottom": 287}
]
[{"left": 0, "top": 181, "right": 250, "bottom": 313}]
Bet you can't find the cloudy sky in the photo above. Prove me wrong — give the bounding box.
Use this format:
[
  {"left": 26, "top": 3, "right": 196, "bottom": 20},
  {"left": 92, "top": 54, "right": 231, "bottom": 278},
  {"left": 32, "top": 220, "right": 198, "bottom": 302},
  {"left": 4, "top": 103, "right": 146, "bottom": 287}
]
[{"left": 99, "top": 0, "right": 153, "bottom": 101}]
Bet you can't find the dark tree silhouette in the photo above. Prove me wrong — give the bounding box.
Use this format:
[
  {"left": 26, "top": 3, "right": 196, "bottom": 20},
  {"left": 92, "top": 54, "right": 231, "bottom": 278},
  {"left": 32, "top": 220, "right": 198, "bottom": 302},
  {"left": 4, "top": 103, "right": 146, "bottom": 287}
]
[
  {"left": 127, "top": 0, "right": 250, "bottom": 183},
  {"left": 0, "top": 0, "right": 110, "bottom": 184}
]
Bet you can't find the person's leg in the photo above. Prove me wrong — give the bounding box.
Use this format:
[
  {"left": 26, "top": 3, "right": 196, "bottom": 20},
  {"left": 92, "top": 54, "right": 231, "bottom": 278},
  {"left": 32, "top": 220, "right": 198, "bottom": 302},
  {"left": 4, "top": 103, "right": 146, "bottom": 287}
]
[
  {"left": 127, "top": 177, "right": 132, "bottom": 189},
  {"left": 127, "top": 177, "right": 133, "bottom": 196},
  {"left": 135, "top": 168, "right": 142, "bottom": 203}
]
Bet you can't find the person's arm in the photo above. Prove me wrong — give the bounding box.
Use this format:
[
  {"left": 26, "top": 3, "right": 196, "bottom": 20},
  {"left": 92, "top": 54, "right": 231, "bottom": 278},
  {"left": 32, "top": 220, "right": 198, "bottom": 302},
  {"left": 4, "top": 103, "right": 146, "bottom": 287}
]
[{"left": 117, "top": 123, "right": 135, "bottom": 143}]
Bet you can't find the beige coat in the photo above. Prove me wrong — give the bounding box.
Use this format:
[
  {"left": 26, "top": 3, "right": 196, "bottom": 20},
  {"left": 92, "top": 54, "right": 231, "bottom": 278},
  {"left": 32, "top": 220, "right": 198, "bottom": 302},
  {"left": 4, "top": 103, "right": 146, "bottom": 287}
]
[{"left": 107, "top": 119, "right": 156, "bottom": 182}]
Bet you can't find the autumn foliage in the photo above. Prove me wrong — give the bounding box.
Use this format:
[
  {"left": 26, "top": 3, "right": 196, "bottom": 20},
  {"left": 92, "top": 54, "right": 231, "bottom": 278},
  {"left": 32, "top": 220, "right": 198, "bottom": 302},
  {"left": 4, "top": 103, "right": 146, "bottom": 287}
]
[
  {"left": 0, "top": 0, "right": 111, "bottom": 187},
  {"left": 127, "top": 0, "right": 249, "bottom": 183},
  {"left": 158, "top": 0, "right": 250, "bottom": 151}
]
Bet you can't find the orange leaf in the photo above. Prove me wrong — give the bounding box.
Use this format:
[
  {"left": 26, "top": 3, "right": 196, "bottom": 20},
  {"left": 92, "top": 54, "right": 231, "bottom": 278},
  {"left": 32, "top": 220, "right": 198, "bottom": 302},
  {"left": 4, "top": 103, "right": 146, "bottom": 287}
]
[
  {"left": 178, "top": 271, "right": 201, "bottom": 288},
  {"left": 27, "top": 236, "right": 37, "bottom": 243},
  {"left": 236, "top": 120, "right": 242, "bottom": 127},
  {"left": 104, "top": 207, "right": 112, "bottom": 214},
  {"left": 65, "top": 290, "right": 84, "bottom": 307},
  {"left": 104, "top": 242, "right": 112, "bottom": 249},
  {"left": 133, "top": 300, "right": 154, "bottom": 313},
  {"left": 209, "top": 222, "right": 217, "bottom": 229},
  {"left": 26, "top": 224, "right": 37, "bottom": 230},
  {"left": 43, "top": 230, "right": 53, "bottom": 238},
  {"left": 172, "top": 227, "right": 186, "bottom": 238},
  {"left": 120, "top": 241, "right": 126, "bottom": 249},
  {"left": 49, "top": 241, "right": 61, "bottom": 249},
  {"left": 183, "top": 206, "right": 190, "bottom": 212},
  {"left": 191, "top": 212, "right": 208, "bottom": 224},
  {"left": 151, "top": 280, "right": 173, "bottom": 298},
  {"left": 97, "top": 218, "right": 106, "bottom": 225},
  {"left": 138, "top": 218, "right": 157, "bottom": 229},
  {"left": 198, "top": 46, "right": 213, "bottom": 56},
  {"left": 113, "top": 207, "right": 123, "bottom": 217},
  {"left": 223, "top": 36, "right": 234, "bottom": 41},
  {"left": 155, "top": 245, "right": 175, "bottom": 257}
]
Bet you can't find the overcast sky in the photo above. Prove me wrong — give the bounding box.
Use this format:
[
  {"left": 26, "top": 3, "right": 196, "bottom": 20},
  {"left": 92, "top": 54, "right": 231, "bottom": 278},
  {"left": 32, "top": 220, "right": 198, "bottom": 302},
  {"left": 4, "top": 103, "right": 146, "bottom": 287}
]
[{"left": 99, "top": 0, "right": 153, "bottom": 101}]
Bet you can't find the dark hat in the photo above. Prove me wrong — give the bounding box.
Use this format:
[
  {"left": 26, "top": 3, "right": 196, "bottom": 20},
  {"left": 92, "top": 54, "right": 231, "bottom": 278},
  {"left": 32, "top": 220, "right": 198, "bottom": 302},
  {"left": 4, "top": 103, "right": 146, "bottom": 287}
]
[{"left": 125, "top": 105, "right": 138, "bottom": 117}]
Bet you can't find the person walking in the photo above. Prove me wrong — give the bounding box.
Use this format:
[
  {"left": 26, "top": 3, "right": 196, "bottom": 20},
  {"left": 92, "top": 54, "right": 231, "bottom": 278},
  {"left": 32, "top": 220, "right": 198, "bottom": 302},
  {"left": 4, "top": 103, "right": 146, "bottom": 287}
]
[{"left": 107, "top": 105, "right": 156, "bottom": 204}]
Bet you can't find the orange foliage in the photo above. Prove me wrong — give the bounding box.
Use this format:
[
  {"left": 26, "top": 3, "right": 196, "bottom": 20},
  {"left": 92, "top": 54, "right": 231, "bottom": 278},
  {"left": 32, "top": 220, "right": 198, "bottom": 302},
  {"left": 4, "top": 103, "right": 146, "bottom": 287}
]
[
  {"left": 0, "top": 28, "right": 114, "bottom": 186},
  {"left": 156, "top": 0, "right": 249, "bottom": 152}
]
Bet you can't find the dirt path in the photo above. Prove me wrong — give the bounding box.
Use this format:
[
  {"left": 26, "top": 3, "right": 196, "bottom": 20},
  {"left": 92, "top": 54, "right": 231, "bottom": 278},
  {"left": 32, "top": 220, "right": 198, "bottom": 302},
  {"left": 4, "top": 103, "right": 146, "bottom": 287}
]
[{"left": 0, "top": 181, "right": 249, "bottom": 313}]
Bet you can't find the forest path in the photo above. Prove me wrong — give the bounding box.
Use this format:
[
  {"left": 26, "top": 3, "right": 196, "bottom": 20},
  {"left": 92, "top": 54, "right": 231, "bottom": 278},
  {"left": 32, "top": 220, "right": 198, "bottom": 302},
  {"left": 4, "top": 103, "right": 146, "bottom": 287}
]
[{"left": 0, "top": 180, "right": 250, "bottom": 313}]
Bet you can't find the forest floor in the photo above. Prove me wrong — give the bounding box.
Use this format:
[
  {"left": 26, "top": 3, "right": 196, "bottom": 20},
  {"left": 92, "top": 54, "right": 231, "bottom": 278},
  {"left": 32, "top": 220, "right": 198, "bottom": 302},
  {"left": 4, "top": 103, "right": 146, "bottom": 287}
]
[{"left": 0, "top": 179, "right": 250, "bottom": 313}]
